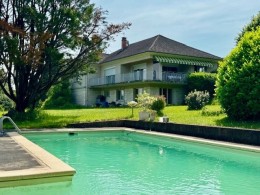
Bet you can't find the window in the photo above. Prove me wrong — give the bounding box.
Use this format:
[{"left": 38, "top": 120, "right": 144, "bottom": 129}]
[
  {"left": 105, "top": 75, "right": 115, "bottom": 84},
  {"left": 133, "top": 88, "right": 143, "bottom": 100},
  {"left": 104, "top": 68, "right": 116, "bottom": 84},
  {"left": 159, "top": 88, "right": 172, "bottom": 104},
  {"left": 162, "top": 66, "right": 178, "bottom": 72},
  {"left": 116, "top": 90, "right": 124, "bottom": 101},
  {"left": 134, "top": 69, "right": 144, "bottom": 80},
  {"left": 194, "top": 66, "right": 206, "bottom": 72}
]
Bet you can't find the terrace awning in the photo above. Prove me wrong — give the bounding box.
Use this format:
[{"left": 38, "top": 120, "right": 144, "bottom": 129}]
[{"left": 154, "top": 56, "right": 214, "bottom": 67}]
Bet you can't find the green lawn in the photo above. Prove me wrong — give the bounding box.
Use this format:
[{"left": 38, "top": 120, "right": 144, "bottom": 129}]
[{"left": 1, "top": 105, "right": 259, "bottom": 130}]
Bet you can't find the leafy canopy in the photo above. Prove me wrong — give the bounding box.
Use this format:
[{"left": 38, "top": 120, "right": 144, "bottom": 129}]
[
  {"left": 236, "top": 11, "right": 260, "bottom": 44},
  {"left": 216, "top": 27, "right": 260, "bottom": 120},
  {"left": 0, "top": 0, "right": 130, "bottom": 113}
]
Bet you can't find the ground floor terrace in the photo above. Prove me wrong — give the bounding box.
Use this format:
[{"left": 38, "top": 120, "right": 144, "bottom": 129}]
[{"left": 72, "top": 80, "right": 186, "bottom": 106}]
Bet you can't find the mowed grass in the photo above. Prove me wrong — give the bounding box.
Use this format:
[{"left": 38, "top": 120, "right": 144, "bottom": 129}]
[
  {"left": 1, "top": 108, "right": 137, "bottom": 129},
  {"left": 1, "top": 105, "right": 259, "bottom": 130}
]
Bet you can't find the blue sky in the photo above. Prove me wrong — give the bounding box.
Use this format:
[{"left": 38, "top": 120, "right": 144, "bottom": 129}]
[{"left": 91, "top": 0, "right": 260, "bottom": 58}]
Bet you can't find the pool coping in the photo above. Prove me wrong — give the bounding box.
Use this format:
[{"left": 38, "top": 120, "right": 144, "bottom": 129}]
[
  {"left": 67, "top": 120, "right": 260, "bottom": 146},
  {"left": 0, "top": 132, "right": 76, "bottom": 188},
  {"left": 130, "top": 129, "right": 260, "bottom": 153},
  {"left": 22, "top": 127, "right": 260, "bottom": 152}
]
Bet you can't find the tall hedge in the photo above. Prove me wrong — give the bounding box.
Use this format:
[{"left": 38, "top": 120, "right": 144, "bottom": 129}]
[
  {"left": 186, "top": 72, "right": 216, "bottom": 99},
  {"left": 216, "top": 27, "right": 260, "bottom": 120}
]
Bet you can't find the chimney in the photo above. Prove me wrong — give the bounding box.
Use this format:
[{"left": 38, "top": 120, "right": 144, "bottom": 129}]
[{"left": 121, "top": 37, "right": 128, "bottom": 49}]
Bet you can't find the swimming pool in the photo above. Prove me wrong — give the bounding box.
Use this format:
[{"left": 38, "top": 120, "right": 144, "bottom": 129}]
[{"left": 1, "top": 130, "right": 260, "bottom": 194}]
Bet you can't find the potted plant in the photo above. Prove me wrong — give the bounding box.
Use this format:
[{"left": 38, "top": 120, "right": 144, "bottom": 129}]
[
  {"left": 151, "top": 96, "right": 166, "bottom": 116},
  {"left": 136, "top": 91, "right": 156, "bottom": 121},
  {"left": 150, "top": 96, "right": 168, "bottom": 122}
]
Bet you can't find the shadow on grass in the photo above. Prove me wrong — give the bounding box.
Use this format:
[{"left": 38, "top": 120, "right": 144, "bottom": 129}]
[
  {"left": 3, "top": 114, "right": 79, "bottom": 129},
  {"left": 9, "top": 113, "right": 135, "bottom": 129},
  {"left": 215, "top": 117, "right": 260, "bottom": 130}
]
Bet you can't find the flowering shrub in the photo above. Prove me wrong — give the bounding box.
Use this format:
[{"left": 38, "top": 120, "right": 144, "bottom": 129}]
[
  {"left": 185, "top": 90, "right": 209, "bottom": 110},
  {"left": 151, "top": 96, "right": 166, "bottom": 116},
  {"left": 136, "top": 91, "right": 156, "bottom": 111}
]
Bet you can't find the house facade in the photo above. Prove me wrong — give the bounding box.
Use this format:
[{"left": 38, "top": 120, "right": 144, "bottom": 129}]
[{"left": 71, "top": 35, "right": 221, "bottom": 106}]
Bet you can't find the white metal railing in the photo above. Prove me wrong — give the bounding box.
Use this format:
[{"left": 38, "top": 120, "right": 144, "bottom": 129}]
[
  {"left": 0, "top": 116, "right": 21, "bottom": 134},
  {"left": 162, "top": 72, "right": 187, "bottom": 83},
  {"left": 89, "top": 71, "right": 187, "bottom": 86}
]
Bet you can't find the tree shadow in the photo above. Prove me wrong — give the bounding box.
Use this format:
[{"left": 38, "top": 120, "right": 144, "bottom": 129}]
[{"left": 215, "top": 117, "right": 260, "bottom": 130}]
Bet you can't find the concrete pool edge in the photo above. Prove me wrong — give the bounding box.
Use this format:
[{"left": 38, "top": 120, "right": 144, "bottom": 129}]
[
  {"left": 22, "top": 128, "right": 260, "bottom": 153},
  {"left": 130, "top": 129, "right": 260, "bottom": 153},
  {"left": 0, "top": 132, "right": 76, "bottom": 188},
  {"left": 67, "top": 120, "right": 260, "bottom": 146}
]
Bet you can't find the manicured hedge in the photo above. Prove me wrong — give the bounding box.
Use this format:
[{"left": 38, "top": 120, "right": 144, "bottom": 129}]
[
  {"left": 216, "top": 27, "right": 260, "bottom": 120},
  {"left": 186, "top": 72, "right": 216, "bottom": 99}
]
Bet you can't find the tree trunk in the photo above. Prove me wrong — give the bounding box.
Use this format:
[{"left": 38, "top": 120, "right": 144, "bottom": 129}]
[{"left": 15, "top": 102, "right": 27, "bottom": 113}]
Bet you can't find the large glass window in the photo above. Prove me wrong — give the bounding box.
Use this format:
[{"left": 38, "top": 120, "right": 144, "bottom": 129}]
[
  {"left": 116, "top": 90, "right": 125, "bottom": 101},
  {"left": 105, "top": 75, "right": 115, "bottom": 84},
  {"left": 162, "top": 66, "right": 178, "bottom": 72},
  {"left": 133, "top": 88, "right": 143, "bottom": 100},
  {"left": 194, "top": 66, "right": 206, "bottom": 72},
  {"left": 104, "top": 68, "right": 116, "bottom": 84},
  {"left": 134, "top": 69, "right": 144, "bottom": 80},
  {"left": 159, "top": 88, "right": 172, "bottom": 104}
]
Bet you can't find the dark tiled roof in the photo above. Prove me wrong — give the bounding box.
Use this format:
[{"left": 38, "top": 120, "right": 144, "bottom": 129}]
[{"left": 101, "top": 35, "right": 221, "bottom": 63}]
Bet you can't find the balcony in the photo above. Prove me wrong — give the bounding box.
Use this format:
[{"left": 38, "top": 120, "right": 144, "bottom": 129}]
[
  {"left": 89, "top": 72, "right": 187, "bottom": 87},
  {"left": 162, "top": 72, "right": 187, "bottom": 83}
]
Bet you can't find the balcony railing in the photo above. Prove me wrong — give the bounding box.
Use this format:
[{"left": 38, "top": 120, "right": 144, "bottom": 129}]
[
  {"left": 162, "top": 72, "right": 187, "bottom": 83},
  {"left": 89, "top": 72, "right": 187, "bottom": 87}
]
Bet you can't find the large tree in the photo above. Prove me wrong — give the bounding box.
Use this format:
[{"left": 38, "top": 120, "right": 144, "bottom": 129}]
[{"left": 0, "top": 0, "right": 130, "bottom": 113}]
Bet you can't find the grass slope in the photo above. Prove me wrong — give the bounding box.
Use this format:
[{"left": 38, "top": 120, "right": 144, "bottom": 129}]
[{"left": 1, "top": 105, "right": 259, "bottom": 129}]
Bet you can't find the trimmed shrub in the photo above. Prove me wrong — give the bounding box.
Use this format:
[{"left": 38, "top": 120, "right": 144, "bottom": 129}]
[
  {"left": 185, "top": 90, "right": 210, "bottom": 110},
  {"left": 216, "top": 27, "right": 260, "bottom": 120},
  {"left": 151, "top": 96, "right": 166, "bottom": 116},
  {"left": 186, "top": 72, "right": 216, "bottom": 100}
]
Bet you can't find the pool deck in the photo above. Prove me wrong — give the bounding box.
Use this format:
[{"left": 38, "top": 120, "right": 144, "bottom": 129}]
[
  {"left": 0, "top": 132, "right": 75, "bottom": 188},
  {"left": 0, "top": 128, "right": 260, "bottom": 188}
]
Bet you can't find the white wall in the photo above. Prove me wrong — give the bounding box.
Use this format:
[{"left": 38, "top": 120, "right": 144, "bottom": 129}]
[
  {"left": 125, "top": 88, "right": 133, "bottom": 103},
  {"left": 71, "top": 75, "right": 87, "bottom": 105},
  {"left": 71, "top": 58, "right": 206, "bottom": 106},
  {"left": 149, "top": 87, "right": 159, "bottom": 96}
]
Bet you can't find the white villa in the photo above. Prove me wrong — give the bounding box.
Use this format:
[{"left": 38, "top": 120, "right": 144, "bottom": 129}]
[{"left": 71, "top": 35, "right": 221, "bottom": 106}]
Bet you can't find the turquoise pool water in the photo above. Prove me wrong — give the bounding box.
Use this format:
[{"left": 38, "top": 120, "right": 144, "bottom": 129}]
[{"left": 1, "top": 131, "right": 260, "bottom": 194}]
